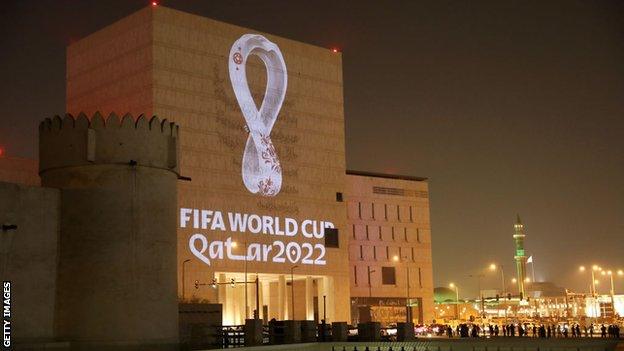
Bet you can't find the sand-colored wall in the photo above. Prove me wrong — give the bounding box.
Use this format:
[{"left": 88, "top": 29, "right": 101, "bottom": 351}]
[
  {"left": 345, "top": 173, "right": 434, "bottom": 323},
  {"left": 66, "top": 6, "right": 350, "bottom": 322}
]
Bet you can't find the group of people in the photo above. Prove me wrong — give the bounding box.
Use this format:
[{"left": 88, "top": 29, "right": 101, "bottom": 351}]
[{"left": 444, "top": 323, "right": 621, "bottom": 338}]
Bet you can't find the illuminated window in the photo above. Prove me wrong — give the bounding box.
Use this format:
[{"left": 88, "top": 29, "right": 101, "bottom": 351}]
[
  {"left": 325, "top": 228, "right": 339, "bottom": 248},
  {"left": 382, "top": 266, "right": 396, "bottom": 285},
  {"left": 336, "top": 192, "right": 343, "bottom": 202}
]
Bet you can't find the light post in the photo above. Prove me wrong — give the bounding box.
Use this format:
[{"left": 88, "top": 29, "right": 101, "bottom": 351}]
[
  {"left": 367, "top": 267, "right": 376, "bottom": 298},
  {"left": 489, "top": 263, "right": 506, "bottom": 295},
  {"left": 393, "top": 255, "right": 411, "bottom": 323},
  {"left": 580, "top": 265, "right": 602, "bottom": 319},
  {"left": 469, "top": 273, "right": 485, "bottom": 321},
  {"left": 182, "top": 259, "right": 191, "bottom": 301},
  {"left": 449, "top": 283, "right": 459, "bottom": 320},
  {"left": 290, "top": 265, "right": 298, "bottom": 320}
]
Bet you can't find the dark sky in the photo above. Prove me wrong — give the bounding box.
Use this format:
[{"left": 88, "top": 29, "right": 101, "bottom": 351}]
[{"left": 1, "top": 0, "right": 623, "bottom": 298}]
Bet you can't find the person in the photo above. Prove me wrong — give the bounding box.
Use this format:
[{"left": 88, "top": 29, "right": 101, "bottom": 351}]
[
  {"left": 576, "top": 325, "right": 581, "bottom": 338},
  {"left": 539, "top": 324, "right": 546, "bottom": 338},
  {"left": 447, "top": 325, "right": 453, "bottom": 338},
  {"left": 494, "top": 325, "right": 499, "bottom": 337},
  {"left": 503, "top": 324, "right": 507, "bottom": 337},
  {"left": 584, "top": 325, "right": 588, "bottom": 337},
  {"left": 601, "top": 324, "right": 607, "bottom": 338},
  {"left": 510, "top": 324, "right": 516, "bottom": 337},
  {"left": 615, "top": 324, "right": 620, "bottom": 339},
  {"left": 547, "top": 325, "right": 552, "bottom": 338},
  {"left": 590, "top": 324, "right": 594, "bottom": 338},
  {"left": 533, "top": 324, "right": 537, "bottom": 337},
  {"left": 572, "top": 324, "right": 577, "bottom": 337},
  {"left": 563, "top": 325, "right": 568, "bottom": 338}
]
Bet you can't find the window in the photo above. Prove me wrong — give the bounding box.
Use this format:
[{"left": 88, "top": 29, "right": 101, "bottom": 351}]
[
  {"left": 359, "top": 246, "right": 364, "bottom": 260},
  {"left": 416, "top": 228, "right": 421, "bottom": 243},
  {"left": 391, "top": 227, "right": 395, "bottom": 241},
  {"left": 384, "top": 204, "right": 388, "bottom": 220},
  {"left": 418, "top": 267, "right": 422, "bottom": 288},
  {"left": 336, "top": 192, "right": 343, "bottom": 202},
  {"left": 378, "top": 226, "right": 382, "bottom": 240},
  {"left": 365, "top": 225, "right": 369, "bottom": 240},
  {"left": 404, "top": 227, "right": 408, "bottom": 241},
  {"left": 409, "top": 206, "right": 413, "bottom": 222},
  {"left": 352, "top": 224, "right": 356, "bottom": 239},
  {"left": 411, "top": 247, "right": 415, "bottom": 261},
  {"left": 358, "top": 202, "right": 362, "bottom": 219},
  {"left": 373, "top": 246, "right": 377, "bottom": 260},
  {"left": 382, "top": 266, "right": 396, "bottom": 285},
  {"left": 354, "top": 266, "right": 358, "bottom": 285},
  {"left": 325, "top": 228, "right": 339, "bottom": 248},
  {"left": 385, "top": 246, "right": 389, "bottom": 260},
  {"left": 371, "top": 203, "right": 375, "bottom": 219},
  {"left": 397, "top": 205, "right": 401, "bottom": 221}
]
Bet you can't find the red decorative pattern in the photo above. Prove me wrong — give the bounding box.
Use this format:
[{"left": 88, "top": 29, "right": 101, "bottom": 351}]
[
  {"left": 233, "top": 52, "right": 243, "bottom": 64},
  {"left": 259, "top": 133, "right": 281, "bottom": 173}
]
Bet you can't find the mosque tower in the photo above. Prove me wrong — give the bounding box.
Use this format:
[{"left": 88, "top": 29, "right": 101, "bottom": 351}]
[{"left": 513, "top": 214, "right": 528, "bottom": 299}]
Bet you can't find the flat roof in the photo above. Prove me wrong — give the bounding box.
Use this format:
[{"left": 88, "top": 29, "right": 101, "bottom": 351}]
[{"left": 346, "top": 169, "right": 428, "bottom": 182}]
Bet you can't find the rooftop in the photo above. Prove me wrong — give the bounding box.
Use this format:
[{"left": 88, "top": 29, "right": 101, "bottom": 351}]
[{"left": 346, "top": 169, "right": 427, "bottom": 182}]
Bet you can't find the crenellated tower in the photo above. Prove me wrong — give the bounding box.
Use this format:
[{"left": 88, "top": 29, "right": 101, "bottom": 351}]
[
  {"left": 39, "top": 112, "right": 180, "bottom": 348},
  {"left": 513, "top": 214, "right": 528, "bottom": 299}
]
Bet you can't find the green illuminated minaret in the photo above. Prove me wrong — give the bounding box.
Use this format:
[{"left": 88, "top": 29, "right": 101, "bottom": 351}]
[{"left": 513, "top": 214, "right": 528, "bottom": 298}]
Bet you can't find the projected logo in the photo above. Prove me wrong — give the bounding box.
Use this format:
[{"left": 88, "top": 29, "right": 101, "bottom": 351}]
[{"left": 229, "top": 34, "right": 287, "bottom": 197}]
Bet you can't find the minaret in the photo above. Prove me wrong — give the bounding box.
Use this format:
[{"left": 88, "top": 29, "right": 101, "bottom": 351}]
[{"left": 513, "top": 214, "right": 528, "bottom": 299}]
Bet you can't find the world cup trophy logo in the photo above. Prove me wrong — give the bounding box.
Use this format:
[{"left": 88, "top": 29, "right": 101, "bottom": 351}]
[{"left": 228, "top": 34, "right": 287, "bottom": 197}]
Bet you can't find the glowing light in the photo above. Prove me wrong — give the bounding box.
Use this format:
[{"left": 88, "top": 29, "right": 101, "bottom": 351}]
[
  {"left": 594, "top": 280, "right": 600, "bottom": 285},
  {"left": 151, "top": 1, "right": 158, "bottom": 6},
  {"left": 511, "top": 278, "right": 517, "bottom": 283},
  {"left": 449, "top": 283, "right": 455, "bottom": 288},
  {"left": 593, "top": 265, "right": 600, "bottom": 271},
  {"left": 231, "top": 241, "right": 238, "bottom": 248},
  {"left": 607, "top": 270, "right": 612, "bottom": 275},
  {"left": 489, "top": 263, "right": 497, "bottom": 271},
  {"left": 331, "top": 48, "right": 339, "bottom": 53},
  {"left": 618, "top": 270, "right": 623, "bottom": 276},
  {"left": 525, "top": 277, "right": 530, "bottom": 283},
  {"left": 579, "top": 266, "right": 586, "bottom": 272}
]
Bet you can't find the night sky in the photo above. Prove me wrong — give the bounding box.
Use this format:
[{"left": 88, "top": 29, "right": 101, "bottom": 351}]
[{"left": 1, "top": 0, "right": 623, "bottom": 297}]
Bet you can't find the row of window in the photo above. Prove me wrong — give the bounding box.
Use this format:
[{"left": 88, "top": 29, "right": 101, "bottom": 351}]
[
  {"left": 354, "top": 245, "right": 419, "bottom": 262},
  {"left": 352, "top": 224, "right": 424, "bottom": 243},
  {"left": 349, "top": 202, "right": 420, "bottom": 222},
  {"left": 353, "top": 265, "right": 423, "bottom": 288}
]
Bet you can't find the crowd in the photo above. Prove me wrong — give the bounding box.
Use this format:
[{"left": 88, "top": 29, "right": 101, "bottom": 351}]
[{"left": 444, "top": 323, "right": 621, "bottom": 338}]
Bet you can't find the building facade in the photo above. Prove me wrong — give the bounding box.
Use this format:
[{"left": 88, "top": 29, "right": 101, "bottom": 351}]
[
  {"left": 1, "top": 5, "right": 434, "bottom": 340},
  {"left": 345, "top": 170, "right": 434, "bottom": 325}
]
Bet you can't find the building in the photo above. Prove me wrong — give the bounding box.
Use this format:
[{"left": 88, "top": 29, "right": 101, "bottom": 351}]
[
  {"left": 346, "top": 170, "right": 434, "bottom": 325},
  {"left": 0, "top": 5, "right": 435, "bottom": 346},
  {"left": 513, "top": 215, "right": 528, "bottom": 298}
]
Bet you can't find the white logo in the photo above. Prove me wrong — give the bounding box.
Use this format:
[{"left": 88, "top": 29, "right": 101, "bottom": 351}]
[{"left": 228, "top": 34, "right": 287, "bottom": 197}]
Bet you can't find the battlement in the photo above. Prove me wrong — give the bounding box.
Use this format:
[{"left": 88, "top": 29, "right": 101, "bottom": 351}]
[{"left": 39, "top": 112, "right": 179, "bottom": 175}]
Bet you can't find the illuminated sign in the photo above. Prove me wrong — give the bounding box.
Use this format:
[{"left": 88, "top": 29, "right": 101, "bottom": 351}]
[
  {"left": 228, "top": 34, "right": 287, "bottom": 197},
  {"left": 182, "top": 208, "right": 333, "bottom": 266}
]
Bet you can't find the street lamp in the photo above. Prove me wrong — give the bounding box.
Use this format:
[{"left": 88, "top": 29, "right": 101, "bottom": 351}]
[
  {"left": 580, "top": 264, "right": 600, "bottom": 296},
  {"left": 290, "top": 265, "right": 298, "bottom": 320},
  {"left": 393, "top": 255, "right": 411, "bottom": 323},
  {"left": 367, "top": 267, "right": 376, "bottom": 298},
  {"left": 182, "top": 259, "right": 191, "bottom": 301},
  {"left": 488, "top": 263, "right": 506, "bottom": 295},
  {"left": 449, "top": 283, "right": 459, "bottom": 319}
]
